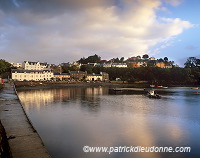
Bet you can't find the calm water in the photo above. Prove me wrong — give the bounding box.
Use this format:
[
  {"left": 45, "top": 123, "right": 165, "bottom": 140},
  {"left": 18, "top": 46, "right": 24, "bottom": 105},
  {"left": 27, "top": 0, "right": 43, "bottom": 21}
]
[{"left": 17, "top": 87, "right": 200, "bottom": 158}]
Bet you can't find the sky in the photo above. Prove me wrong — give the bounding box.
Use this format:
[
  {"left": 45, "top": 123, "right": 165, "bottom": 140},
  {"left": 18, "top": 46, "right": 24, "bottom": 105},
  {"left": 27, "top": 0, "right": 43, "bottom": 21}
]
[{"left": 0, "top": 0, "right": 200, "bottom": 66}]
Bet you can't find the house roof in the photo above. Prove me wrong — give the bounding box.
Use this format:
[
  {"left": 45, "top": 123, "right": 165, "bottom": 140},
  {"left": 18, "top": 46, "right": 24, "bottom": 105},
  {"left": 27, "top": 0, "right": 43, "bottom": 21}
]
[
  {"left": 87, "top": 74, "right": 102, "bottom": 76},
  {"left": 11, "top": 69, "right": 52, "bottom": 73},
  {"left": 24, "top": 61, "right": 48, "bottom": 65},
  {"left": 100, "top": 72, "right": 108, "bottom": 75},
  {"left": 112, "top": 63, "right": 127, "bottom": 65},
  {"left": 70, "top": 71, "right": 87, "bottom": 74},
  {"left": 54, "top": 73, "right": 70, "bottom": 75}
]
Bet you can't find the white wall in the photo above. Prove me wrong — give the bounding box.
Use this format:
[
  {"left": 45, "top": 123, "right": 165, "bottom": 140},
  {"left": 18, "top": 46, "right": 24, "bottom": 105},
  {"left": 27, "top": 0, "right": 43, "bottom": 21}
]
[{"left": 12, "top": 71, "right": 53, "bottom": 81}]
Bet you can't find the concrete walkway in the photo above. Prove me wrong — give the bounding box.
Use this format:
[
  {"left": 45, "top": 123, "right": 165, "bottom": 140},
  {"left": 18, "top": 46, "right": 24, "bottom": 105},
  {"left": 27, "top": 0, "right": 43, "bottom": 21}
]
[{"left": 0, "top": 83, "right": 51, "bottom": 158}]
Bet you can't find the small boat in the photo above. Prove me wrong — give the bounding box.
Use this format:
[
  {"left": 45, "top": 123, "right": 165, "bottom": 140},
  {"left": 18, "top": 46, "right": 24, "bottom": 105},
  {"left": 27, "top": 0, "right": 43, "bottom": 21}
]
[
  {"left": 150, "top": 85, "right": 155, "bottom": 88},
  {"left": 162, "top": 87, "right": 168, "bottom": 89},
  {"left": 147, "top": 90, "right": 161, "bottom": 99}
]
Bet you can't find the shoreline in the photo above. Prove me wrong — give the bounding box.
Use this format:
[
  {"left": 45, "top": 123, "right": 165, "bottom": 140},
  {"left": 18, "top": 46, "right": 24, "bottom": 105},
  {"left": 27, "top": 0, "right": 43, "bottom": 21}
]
[{"left": 14, "top": 81, "right": 199, "bottom": 90}]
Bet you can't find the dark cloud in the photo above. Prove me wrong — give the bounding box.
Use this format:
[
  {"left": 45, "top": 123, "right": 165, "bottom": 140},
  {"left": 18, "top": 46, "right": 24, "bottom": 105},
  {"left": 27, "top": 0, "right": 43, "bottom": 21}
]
[
  {"left": 0, "top": 0, "right": 15, "bottom": 11},
  {"left": 0, "top": 0, "right": 115, "bottom": 14}
]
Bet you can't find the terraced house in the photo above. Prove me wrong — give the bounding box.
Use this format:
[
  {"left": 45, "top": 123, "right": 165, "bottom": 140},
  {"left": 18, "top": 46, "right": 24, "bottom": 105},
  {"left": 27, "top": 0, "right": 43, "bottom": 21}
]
[
  {"left": 11, "top": 61, "right": 53, "bottom": 81},
  {"left": 11, "top": 69, "right": 53, "bottom": 81}
]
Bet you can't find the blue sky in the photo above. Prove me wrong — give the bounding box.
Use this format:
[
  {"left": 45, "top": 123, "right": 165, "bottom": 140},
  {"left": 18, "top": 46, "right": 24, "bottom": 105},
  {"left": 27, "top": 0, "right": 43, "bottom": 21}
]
[
  {"left": 0, "top": 0, "right": 199, "bottom": 66},
  {"left": 149, "top": 0, "right": 200, "bottom": 66}
]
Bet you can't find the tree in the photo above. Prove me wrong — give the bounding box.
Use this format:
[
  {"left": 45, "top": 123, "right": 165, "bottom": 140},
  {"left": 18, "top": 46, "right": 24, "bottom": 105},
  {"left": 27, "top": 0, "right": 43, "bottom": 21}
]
[
  {"left": 78, "top": 54, "right": 101, "bottom": 64},
  {"left": 51, "top": 65, "right": 62, "bottom": 73},
  {"left": 87, "top": 54, "right": 101, "bottom": 63},
  {"left": 184, "top": 57, "right": 198, "bottom": 68},
  {"left": 196, "top": 59, "right": 200, "bottom": 66},
  {"left": 78, "top": 57, "right": 86, "bottom": 64},
  {"left": 0, "top": 59, "right": 11, "bottom": 78},
  {"left": 164, "top": 57, "right": 168, "bottom": 62},
  {"left": 62, "top": 65, "right": 79, "bottom": 73},
  {"left": 114, "top": 58, "right": 120, "bottom": 63},
  {"left": 147, "top": 60, "right": 156, "bottom": 67},
  {"left": 80, "top": 65, "right": 93, "bottom": 74},
  {"left": 158, "top": 58, "right": 164, "bottom": 63},
  {"left": 142, "top": 54, "right": 149, "bottom": 60},
  {"left": 120, "top": 57, "right": 124, "bottom": 63}
]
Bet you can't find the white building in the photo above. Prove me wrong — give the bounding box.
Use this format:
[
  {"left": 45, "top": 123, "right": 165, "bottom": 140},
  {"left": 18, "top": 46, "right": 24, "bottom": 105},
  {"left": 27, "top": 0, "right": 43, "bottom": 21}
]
[
  {"left": 86, "top": 72, "right": 109, "bottom": 81},
  {"left": 22, "top": 61, "right": 50, "bottom": 70},
  {"left": 10, "top": 62, "right": 23, "bottom": 68},
  {"left": 111, "top": 63, "right": 128, "bottom": 68},
  {"left": 165, "top": 64, "right": 173, "bottom": 68},
  {"left": 149, "top": 57, "right": 156, "bottom": 60},
  {"left": 137, "top": 61, "right": 147, "bottom": 67},
  {"left": 11, "top": 69, "right": 53, "bottom": 81},
  {"left": 103, "top": 63, "right": 112, "bottom": 68},
  {"left": 87, "top": 74, "right": 103, "bottom": 81}
]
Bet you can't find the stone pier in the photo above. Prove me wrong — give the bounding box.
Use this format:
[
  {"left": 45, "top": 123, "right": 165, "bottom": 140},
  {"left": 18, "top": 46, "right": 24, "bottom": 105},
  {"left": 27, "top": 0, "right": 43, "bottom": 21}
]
[{"left": 0, "top": 83, "right": 51, "bottom": 158}]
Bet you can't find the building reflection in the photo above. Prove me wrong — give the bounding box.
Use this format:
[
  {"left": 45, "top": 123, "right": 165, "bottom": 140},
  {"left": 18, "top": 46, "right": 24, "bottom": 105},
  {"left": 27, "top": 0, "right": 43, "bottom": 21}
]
[
  {"left": 18, "top": 90, "right": 54, "bottom": 111},
  {"left": 18, "top": 87, "right": 108, "bottom": 112}
]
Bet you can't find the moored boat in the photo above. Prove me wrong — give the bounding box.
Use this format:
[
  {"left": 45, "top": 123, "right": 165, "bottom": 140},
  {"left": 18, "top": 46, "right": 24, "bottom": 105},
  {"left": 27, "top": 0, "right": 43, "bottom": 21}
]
[{"left": 147, "top": 90, "right": 161, "bottom": 99}]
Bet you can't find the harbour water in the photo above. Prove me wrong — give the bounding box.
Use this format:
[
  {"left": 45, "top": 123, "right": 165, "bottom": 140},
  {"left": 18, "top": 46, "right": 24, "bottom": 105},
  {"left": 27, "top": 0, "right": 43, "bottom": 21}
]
[{"left": 17, "top": 87, "right": 200, "bottom": 158}]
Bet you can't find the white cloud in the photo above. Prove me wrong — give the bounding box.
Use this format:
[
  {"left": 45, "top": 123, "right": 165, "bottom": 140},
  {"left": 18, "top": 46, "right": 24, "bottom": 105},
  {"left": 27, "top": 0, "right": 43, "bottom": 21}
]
[{"left": 0, "top": 0, "right": 193, "bottom": 63}]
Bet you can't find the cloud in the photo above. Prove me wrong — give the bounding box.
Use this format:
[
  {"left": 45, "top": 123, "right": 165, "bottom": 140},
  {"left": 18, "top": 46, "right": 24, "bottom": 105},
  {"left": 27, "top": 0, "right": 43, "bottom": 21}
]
[
  {"left": 0, "top": 0, "right": 193, "bottom": 63},
  {"left": 164, "top": 0, "right": 183, "bottom": 6},
  {"left": 185, "top": 45, "right": 198, "bottom": 51}
]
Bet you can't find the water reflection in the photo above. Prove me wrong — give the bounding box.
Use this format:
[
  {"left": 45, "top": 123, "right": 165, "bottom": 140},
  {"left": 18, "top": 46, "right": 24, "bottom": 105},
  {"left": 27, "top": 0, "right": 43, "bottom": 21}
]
[
  {"left": 19, "top": 87, "right": 108, "bottom": 111},
  {"left": 17, "top": 87, "right": 200, "bottom": 158}
]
